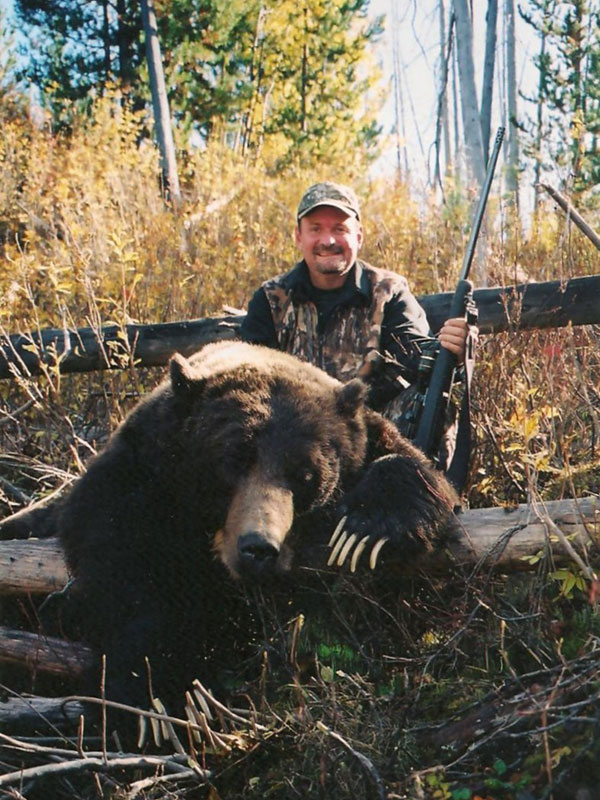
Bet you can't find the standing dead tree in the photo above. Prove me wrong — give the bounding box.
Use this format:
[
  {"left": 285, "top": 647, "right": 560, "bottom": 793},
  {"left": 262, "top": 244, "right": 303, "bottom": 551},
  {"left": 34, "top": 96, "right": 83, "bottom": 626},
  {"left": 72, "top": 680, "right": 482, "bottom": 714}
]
[{"left": 140, "top": 0, "right": 181, "bottom": 208}]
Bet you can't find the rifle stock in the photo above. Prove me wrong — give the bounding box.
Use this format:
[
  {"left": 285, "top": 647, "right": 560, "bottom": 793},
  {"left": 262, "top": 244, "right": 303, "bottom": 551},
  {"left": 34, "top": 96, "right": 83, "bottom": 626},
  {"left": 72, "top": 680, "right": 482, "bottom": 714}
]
[{"left": 413, "top": 127, "right": 504, "bottom": 462}]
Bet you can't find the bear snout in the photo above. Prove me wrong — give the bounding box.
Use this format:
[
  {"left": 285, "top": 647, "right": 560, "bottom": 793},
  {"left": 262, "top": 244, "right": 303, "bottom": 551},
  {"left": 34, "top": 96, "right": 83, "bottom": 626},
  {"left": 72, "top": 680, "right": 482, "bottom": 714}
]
[
  {"left": 237, "top": 532, "right": 280, "bottom": 578},
  {"left": 213, "top": 466, "right": 295, "bottom": 580}
]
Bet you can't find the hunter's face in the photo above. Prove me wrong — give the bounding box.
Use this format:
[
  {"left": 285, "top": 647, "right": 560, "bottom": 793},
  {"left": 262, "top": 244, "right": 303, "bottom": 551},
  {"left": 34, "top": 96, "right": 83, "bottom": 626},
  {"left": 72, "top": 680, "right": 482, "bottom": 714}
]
[{"left": 295, "top": 206, "right": 363, "bottom": 290}]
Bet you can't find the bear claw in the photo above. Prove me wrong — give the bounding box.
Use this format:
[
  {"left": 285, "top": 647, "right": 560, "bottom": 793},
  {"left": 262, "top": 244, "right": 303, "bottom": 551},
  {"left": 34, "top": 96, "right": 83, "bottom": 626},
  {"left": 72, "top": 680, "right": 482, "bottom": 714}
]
[
  {"left": 328, "top": 515, "right": 347, "bottom": 548},
  {"left": 349, "top": 535, "right": 370, "bottom": 572},
  {"left": 336, "top": 533, "right": 358, "bottom": 567},
  {"left": 327, "top": 530, "right": 349, "bottom": 566},
  {"left": 369, "top": 537, "right": 388, "bottom": 570}
]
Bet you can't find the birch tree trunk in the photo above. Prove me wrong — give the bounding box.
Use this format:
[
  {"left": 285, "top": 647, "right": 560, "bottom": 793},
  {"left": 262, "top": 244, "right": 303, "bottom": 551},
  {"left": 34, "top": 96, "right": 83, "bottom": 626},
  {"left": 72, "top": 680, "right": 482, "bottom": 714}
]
[
  {"left": 140, "top": 0, "right": 181, "bottom": 209},
  {"left": 481, "top": 0, "right": 498, "bottom": 163},
  {"left": 453, "top": 0, "right": 486, "bottom": 186}
]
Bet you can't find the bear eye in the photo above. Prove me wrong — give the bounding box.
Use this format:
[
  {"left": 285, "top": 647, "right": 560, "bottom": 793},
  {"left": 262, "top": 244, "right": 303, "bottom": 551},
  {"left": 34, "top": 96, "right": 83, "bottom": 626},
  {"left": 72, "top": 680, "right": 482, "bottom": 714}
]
[{"left": 301, "top": 469, "right": 315, "bottom": 484}]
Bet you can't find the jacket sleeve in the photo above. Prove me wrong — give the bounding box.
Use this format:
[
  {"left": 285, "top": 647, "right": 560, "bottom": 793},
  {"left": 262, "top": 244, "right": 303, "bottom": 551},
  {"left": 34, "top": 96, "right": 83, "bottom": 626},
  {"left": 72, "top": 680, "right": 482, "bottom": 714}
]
[
  {"left": 367, "top": 280, "right": 433, "bottom": 410},
  {"left": 239, "top": 287, "right": 278, "bottom": 347}
]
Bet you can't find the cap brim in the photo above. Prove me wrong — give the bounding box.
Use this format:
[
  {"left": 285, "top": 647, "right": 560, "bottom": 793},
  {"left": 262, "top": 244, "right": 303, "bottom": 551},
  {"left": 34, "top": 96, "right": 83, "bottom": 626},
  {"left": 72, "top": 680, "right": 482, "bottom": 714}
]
[{"left": 297, "top": 200, "right": 360, "bottom": 220}]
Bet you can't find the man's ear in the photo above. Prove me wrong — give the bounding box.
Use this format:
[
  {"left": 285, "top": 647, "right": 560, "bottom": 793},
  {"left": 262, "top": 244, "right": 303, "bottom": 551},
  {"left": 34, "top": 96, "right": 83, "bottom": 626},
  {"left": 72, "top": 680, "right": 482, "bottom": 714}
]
[
  {"left": 170, "top": 354, "right": 204, "bottom": 401},
  {"left": 336, "top": 378, "right": 367, "bottom": 417},
  {"left": 294, "top": 222, "right": 302, "bottom": 249}
]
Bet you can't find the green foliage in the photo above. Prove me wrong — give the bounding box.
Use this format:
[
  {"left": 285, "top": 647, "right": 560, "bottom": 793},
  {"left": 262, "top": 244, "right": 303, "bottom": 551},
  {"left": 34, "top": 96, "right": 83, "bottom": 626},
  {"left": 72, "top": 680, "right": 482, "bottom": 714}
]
[
  {"left": 14, "top": 0, "right": 143, "bottom": 106},
  {"left": 13, "top": 0, "right": 384, "bottom": 167},
  {"left": 521, "top": 0, "right": 600, "bottom": 194}
]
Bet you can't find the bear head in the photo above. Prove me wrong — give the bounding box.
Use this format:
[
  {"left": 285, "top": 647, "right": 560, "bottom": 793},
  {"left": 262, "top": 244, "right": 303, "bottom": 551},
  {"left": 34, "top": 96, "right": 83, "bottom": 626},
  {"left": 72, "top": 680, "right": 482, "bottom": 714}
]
[{"left": 168, "top": 342, "right": 371, "bottom": 581}]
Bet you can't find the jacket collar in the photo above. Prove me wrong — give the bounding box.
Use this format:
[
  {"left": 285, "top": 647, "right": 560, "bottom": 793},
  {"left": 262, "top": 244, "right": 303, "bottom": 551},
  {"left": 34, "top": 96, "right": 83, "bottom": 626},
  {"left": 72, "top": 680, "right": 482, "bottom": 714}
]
[{"left": 288, "top": 260, "right": 371, "bottom": 302}]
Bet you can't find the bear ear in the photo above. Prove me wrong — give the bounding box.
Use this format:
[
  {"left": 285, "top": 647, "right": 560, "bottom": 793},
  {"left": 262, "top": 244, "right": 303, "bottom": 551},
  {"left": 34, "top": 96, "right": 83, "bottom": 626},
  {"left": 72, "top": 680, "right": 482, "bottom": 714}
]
[
  {"left": 335, "top": 378, "right": 367, "bottom": 417},
  {"left": 170, "top": 353, "right": 203, "bottom": 400}
]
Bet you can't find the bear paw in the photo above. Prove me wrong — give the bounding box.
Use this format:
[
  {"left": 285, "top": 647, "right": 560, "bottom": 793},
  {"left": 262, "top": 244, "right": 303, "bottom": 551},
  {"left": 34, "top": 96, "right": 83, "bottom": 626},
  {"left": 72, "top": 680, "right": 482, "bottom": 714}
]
[{"left": 326, "top": 454, "right": 455, "bottom": 572}]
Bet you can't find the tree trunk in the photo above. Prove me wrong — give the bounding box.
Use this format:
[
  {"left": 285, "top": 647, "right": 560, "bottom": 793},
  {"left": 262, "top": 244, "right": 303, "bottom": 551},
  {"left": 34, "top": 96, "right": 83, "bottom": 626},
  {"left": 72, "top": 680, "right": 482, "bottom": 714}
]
[
  {"left": 140, "top": 0, "right": 181, "bottom": 209},
  {"left": 391, "top": 0, "right": 409, "bottom": 180},
  {"left": 116, "top": 0, "right": 132, "bottom": 86},
  {"left": 452, "top": 32, "right": 461, "bottom": 181},
  {"left": 505, "top": 0, "right": 520, "bottom": 207},
  {"left": 532, "top": 1, "right": 553, "bottom": 217},
  {"left": 102, "top": 0, "right": 111, "bottom": 83},
  {"left": 240, "top": 5, "right": 266, "bottom": 157},
  {"left": 441, "top": 1, "right": 453, "bottom": 175},
  {"left": 0, "top": 694, "right": 86, "bottom": 731},
  {"left": 538, "top": 183, "right": 600, "bottom": 250},
  {"left": 0, "top": 538, "right": 68, "bottom": 594},
  {"left": 434, "top": 3, "right": 455, "bottom": 189},
  {"left": 481, "top": 0, "right": 498, "bottom": 163},
  {"left": 0, "top": 626, "right": 92, "bottom": 676},
  {"left": 453, "top": 0, "right": 486, "bottom": 186},
  {"left": 300, "top": 6, "right": 309, "bottom": 135}
]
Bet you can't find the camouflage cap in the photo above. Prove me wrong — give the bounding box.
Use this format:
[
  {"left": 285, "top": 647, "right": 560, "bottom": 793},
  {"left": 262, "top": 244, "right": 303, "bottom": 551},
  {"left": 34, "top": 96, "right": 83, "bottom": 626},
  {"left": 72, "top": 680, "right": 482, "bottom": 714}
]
[{"left": 297, "top": 181, "right": 361, "bottom": 221}]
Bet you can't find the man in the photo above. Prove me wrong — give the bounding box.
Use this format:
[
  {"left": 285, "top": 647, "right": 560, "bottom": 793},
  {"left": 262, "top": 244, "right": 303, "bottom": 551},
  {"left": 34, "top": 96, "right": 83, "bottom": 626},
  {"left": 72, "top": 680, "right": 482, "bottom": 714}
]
[{"left": 240, "top": 182, "right": 474, "bottom": 475}]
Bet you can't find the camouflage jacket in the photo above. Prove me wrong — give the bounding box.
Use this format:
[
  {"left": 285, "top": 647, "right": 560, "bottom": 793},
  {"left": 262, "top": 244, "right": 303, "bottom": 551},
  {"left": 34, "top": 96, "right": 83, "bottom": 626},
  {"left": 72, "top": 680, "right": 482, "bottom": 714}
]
[{"left": 239, "top": 260, "right": 431, "bottom": 409}]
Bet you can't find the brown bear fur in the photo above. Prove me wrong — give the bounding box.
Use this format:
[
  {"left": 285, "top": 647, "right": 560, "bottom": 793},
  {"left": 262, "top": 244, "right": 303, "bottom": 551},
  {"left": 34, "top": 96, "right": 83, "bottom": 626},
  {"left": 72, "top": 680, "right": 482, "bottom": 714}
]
[{"left": 57, "top": 341, "right": 458, "bottom": 711}]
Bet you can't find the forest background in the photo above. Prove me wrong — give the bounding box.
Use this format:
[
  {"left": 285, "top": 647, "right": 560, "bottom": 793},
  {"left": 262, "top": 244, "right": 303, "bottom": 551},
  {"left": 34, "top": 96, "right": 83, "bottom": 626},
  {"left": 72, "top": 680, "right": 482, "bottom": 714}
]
[{"left": 1, "top": 1, "right": 600, "bottom": 799}]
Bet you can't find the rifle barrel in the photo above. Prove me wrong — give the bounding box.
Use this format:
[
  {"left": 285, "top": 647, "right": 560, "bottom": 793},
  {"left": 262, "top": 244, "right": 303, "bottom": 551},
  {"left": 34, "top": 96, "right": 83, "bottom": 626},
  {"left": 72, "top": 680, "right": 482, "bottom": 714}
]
[
  {"left": 459, "top": 127, "right": 505, "bottom": 282},
  {"left": 414, "top": 126, "right": 505, "bottom": 462}
]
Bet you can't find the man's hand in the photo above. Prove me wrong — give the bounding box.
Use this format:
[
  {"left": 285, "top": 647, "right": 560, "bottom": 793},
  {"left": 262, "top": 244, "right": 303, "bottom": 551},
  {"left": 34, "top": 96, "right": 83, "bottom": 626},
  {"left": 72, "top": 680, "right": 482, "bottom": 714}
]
[{"left": 438, "top": 317, "right": 476, "bottom": 364}]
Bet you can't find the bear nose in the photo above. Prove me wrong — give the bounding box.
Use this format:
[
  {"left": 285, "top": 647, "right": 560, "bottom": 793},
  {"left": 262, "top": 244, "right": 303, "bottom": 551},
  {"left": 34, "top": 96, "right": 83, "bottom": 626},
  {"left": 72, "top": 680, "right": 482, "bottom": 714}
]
[{"left": 237, "top": 532, "right": 279, "bottom": 576}]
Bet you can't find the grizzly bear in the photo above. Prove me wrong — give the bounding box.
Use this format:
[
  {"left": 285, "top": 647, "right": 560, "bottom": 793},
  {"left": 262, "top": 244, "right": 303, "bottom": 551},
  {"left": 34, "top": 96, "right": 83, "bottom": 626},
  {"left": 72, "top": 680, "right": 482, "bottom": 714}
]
[{"left": 56, "top": 341, "right": 458, "bottom": 713}]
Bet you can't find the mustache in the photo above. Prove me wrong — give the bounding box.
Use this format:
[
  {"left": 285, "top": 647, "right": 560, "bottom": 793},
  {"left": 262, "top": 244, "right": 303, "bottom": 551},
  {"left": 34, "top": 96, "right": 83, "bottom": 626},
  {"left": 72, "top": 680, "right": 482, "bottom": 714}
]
[{"left": 313, "top": 245, "right": 343, "bottom": 255}]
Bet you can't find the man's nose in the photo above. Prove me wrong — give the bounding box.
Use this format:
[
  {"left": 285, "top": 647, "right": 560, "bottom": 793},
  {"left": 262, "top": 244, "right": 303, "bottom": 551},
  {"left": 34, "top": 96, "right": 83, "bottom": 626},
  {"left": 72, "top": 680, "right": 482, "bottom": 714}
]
[{"left": 318, "top": 232, "right": 336, "bottom": 246}]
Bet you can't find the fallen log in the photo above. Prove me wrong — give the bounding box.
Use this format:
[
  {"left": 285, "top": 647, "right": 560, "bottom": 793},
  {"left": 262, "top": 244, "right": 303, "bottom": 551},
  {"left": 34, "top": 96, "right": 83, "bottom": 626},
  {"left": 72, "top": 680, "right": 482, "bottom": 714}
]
[
  {"left": 448, "top": 496, "right": 599, "bottom": 568},
  {"left": 0, "top": 695, "right": 86, "bottom": 732},
  {"left": 1, "top": 275, "right": 599, "bottom": 378},
  {"left": 0, "top": 537, "right": 68, "bottom": 594},
  {"left": 0, "top": 626, "right": 91, "bottom": 676},
  {"left": 1, "top": 497, "right": 598, "bottom": 597},
  {"left": 0, "top": 496, "right": 597, "bottom": 696}
]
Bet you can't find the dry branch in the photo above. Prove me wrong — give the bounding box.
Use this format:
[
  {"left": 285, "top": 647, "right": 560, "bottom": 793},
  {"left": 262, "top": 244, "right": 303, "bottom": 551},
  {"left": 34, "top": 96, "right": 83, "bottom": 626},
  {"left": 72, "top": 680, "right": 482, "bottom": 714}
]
[
  {"left": 0, "top": 752, "right": 207, "bottom": 789},
  {"left": 538, "top": 183, "right": 600, "bottom": 250}
]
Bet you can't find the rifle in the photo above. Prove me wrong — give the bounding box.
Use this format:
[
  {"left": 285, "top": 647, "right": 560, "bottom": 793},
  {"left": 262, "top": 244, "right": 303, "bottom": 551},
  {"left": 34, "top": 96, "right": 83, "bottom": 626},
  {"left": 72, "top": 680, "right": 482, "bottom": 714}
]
[{"left": 414, "top": 126, "right": 505, "bottom": 463}]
